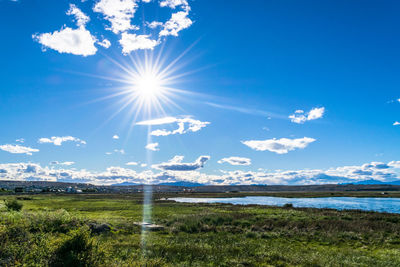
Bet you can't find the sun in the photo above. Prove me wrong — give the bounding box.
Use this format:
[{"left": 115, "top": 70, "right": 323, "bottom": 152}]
[
  {"left": 132, "top": 71, "right": 164, "bottom": 100},
  {"left": 86, "top": 46, "right": 203, "bottom": 127}
]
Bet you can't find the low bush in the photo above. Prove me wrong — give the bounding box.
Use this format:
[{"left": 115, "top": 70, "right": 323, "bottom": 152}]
[
  {"left": 49, "top": 227, "right": 105, "bottom": 267},
  {"left": 5, "top": 199, "right": 23, "bottom": 211}
]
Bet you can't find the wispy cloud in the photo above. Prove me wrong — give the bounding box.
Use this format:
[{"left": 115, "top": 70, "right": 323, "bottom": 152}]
[
  {"left": 38, "top": 136, "right": 86, "bottom": 146},
  {"left": 114, "top": 149, "right": 125, "bottom": 154},
  {"left": 67, "top": 4, "right": 90, "bottom": 27},
  {"left": 242, "top": 137, "right": 316, "bottom": 154},
  {"left": 218, "top": 157, "right": 251, "bottom": 166},
  {"left": 137, "top": 116, "right": 210, "bottom": 136},
  {"left": 50, "top": 161, "right": 75, "bottom": 166},
  {"left": 0, "top": 144, "right": 39, "bottom": 155},
  {"left": 106, "top": 149, "right": 125, "bottom": 155},
  {"left": 113, "top": 135, "right": 120, "bottom": 140}
]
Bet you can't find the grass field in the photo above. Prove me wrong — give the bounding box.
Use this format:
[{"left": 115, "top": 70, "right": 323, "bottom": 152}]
[{"left": 1, "top": 193, "right": 400, "bottom": 266}]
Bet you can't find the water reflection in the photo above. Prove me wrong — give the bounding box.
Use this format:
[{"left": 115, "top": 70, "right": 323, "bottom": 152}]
[{"left": 170, "top": 196, "right": 400, "bottom": 214}]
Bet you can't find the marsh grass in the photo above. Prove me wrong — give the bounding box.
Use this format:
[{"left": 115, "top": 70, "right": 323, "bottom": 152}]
[{"left": 1, "top": 194, "right": 400, "bottom": 266}]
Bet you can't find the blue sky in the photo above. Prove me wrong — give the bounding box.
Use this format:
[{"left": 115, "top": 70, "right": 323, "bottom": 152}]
[{"left": 1, "top": 0, "right": 400, "bottom": 185}]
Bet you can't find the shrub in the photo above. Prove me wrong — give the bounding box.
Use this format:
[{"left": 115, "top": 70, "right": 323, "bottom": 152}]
[
  {"left": 283, "top": 203, "right": 293, "bottom": 208},
  {"left": 5, "top": 199, "right": 23, "bottom": 211},
  {"left": 49, "top": 227, "right": 105, "bottom": 267}
]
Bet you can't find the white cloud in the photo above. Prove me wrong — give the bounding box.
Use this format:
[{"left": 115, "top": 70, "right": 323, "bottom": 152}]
[
  {"left": 289, "top": 107, "right": 325, "bottom": 124},
  {"left": 38, "top": 136, "right": 86, "bottom": 146},
  {"left": 67, "top": 4, "right": 90, "bottom": 27},
  {"left": 15, "top": 138, "right": 25, "bottom": 143},
  {"left": 152, "top": 155, "right": 210, "bottom": 171},
  {"left": 137, "top": 116, "right": 210, "bottom": 136},
  {"left": 126, "top": 161, "right": 138, "bottom": 166},
  {"left": 242, "top": 137, "right": 316, "bottom": 154},
  {"left": 93, "top": 0, "right": 139, "bottom": 34},
  {"left": 218, "top": 157, "right": 251, "bottom": 166},
  {"left": 159, "top": 11, "right": 192, "bottom": 37},
  {"left": 0, "top": 144, "right": 39, "bottom": 155},
  {"left": 33, "top": 0, "right": 193, "bottom": 56},
  {"left": 113, "top": 135, "right": 120, "bottom": 139},
  {"left": 307, "top": 107, "right": 325, "bottom": 120},
  {"left": 145, "top": 142, "right": 159, "bottom": 151},
  {"left": 119, "top": 33, "right": 159, "bottom": 54},
  {"left": 1, "top": 160, "right": 400, "bottom": 186},
  {"left": 394, "top": 121, "right": 400, "bottom": 126},
  {"left": 141, "top": 163, "right": 147, "bottom": 167},
  {"left": 33, "top": 26, "right": 97, "bottom": 56},
  {"left": 33, "top": 4, "right": 96, "bottom": 56}
]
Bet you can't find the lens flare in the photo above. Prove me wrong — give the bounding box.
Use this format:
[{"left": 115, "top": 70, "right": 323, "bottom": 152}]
[{"left": 72, "top": 45, "right": 208, "bottom": 256}]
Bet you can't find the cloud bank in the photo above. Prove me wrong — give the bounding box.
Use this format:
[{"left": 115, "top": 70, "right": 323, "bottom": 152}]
[{"left": 1, "top": 160, "right": 400, "bottom": 186}]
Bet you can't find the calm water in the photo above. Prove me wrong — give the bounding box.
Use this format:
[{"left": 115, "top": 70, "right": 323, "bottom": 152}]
[{"left": 170, "top": 196, "right": 400, "bottom": 214}]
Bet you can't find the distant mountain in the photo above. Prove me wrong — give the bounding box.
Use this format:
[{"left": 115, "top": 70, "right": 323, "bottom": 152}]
[
  {"left": 158, "top": 181, "right": 205, "bottom": 187},
  {"left": 346, "top": 180, "right": 400, "bottom": 185}
]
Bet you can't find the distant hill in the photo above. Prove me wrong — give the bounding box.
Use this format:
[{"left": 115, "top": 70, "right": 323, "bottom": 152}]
[{"left": 158, "top": 181, "right": 205, "bottom": 187}]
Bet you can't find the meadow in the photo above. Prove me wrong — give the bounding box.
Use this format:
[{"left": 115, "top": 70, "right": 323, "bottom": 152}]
[{"left": 1, "top": 193, "right": 400, "bottom": 266}]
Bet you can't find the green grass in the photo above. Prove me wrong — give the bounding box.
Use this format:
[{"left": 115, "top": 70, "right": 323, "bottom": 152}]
[{"left": 1, "top": 193, "right": 400, "bottom": 266}]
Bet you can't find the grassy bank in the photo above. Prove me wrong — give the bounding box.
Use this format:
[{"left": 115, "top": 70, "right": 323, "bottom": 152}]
[{"left": 1, "top": 193, "right": 400, "bottom": 266}]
